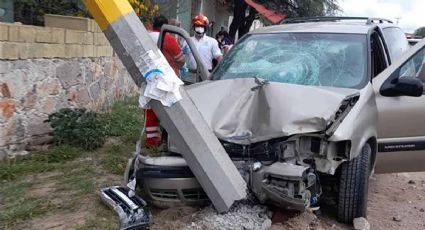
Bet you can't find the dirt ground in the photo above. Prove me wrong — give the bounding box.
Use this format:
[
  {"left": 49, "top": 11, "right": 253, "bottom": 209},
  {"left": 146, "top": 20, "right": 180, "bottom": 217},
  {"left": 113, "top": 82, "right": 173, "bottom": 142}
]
[
  {"left": 267, "top": 172, "right": 425, "bottom": 230},
  {"left": 1, "top": 144, "right": 425, "bottom": 229},
  {"left": 367, "top": 172, "right": 425, "bottom": 230},
  {"left": 149, "top": 172, "right": 425, "bottom": 230}
]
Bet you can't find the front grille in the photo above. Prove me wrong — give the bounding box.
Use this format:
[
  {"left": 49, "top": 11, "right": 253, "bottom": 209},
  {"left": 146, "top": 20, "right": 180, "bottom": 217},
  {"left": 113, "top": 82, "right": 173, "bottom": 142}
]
[
  {"left": 150, "top": 189, "right": 179, "bottom": 200},
  {"left": 139, "top": 165, "right": 194, "bottom": 178},
  {"left": 221, "top": 138, "right": 287, "bottom": 161},
  {"left": 182, "top": 189, "right": 208, "bottom": 201},
  {"left": 103, "top": 187, "right": 147, "bottom": 212}
]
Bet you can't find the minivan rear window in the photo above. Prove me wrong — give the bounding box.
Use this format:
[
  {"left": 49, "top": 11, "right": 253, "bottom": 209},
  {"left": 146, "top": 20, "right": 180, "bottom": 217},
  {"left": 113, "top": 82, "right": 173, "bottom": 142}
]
[{"left": 382, "top": 27, "right": 409, "bottom": 62}]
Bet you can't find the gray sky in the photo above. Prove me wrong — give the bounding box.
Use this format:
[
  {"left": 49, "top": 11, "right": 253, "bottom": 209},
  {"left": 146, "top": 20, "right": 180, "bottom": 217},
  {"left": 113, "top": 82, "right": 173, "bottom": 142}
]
[{"left": 339, "top": 0, "right": 425, "bottom": 33}]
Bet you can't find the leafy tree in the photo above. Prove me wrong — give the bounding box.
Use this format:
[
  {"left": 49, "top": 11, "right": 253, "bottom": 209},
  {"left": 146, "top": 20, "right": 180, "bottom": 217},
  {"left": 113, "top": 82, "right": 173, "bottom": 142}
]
[
  {"left": 14, "top": 0, "right": 159, "bottom": 26},
  {"left": 229, "top": 0, "right": 341, "bottom": 41},
  {"left": 257, "top": 0, "right": 340, "bottom": 18},
  {"left": 14, "top": 0, "right": 86, "bottom": 26},
  {"left": 414, "top": 27, "right": 425, "bottom": 37},
  {"left": 228, "top": 0, "right": 257, "bottom": 41},
  {"left": 128, "top": 0, "right": 160, "bottom": 24}
]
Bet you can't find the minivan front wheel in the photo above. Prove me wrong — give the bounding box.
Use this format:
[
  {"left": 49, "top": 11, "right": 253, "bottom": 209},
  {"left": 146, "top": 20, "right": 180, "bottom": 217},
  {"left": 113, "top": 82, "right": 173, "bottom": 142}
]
[{"left": 337, "top": 143, "right": 371, "bottom": 224}]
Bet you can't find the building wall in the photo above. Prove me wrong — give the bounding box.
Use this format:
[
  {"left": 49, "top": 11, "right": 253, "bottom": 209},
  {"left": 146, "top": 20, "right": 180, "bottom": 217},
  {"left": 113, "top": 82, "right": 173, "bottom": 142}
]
[
  {"left": 175, "top": 0, "right": 231, "bottom": 36},
  {"left": 176, "top": 0, "right": 192, "bottom": 33},
  {"left": 0, "top": 15, "right": 138, "bottom": 159},
  {"left": 198, "top": 0, "right": 231, "bottom": 36},
  {"left": 153, "top": 0, "right": 177, "bottom": 20}
]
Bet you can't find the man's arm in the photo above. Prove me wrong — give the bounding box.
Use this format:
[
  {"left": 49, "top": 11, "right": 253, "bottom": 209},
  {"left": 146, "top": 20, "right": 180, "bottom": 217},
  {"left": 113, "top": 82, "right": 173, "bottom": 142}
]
[
  {"left": 165, "top": 35, "right": 186, "bottom": 65},
  {"left": 174, "top": 52, "right": 186, "bottom": 66},
  {"left": 212, "top": 38, "right": 223, "bottom": 63}
]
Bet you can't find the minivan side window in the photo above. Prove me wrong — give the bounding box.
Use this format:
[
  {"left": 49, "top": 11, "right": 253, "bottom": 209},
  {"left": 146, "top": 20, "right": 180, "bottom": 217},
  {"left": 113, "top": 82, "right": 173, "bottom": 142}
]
[
  {"left": 399, "top": 47, "right": 425, "bottom": 82},
  {"left": 382, "top": 27, "right": 409, "bottom": 62}
]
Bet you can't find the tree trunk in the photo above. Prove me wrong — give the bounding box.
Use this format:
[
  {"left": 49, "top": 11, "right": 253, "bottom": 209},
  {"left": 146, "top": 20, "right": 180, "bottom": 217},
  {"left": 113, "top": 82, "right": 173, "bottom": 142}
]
[
  {"left": 238, "top": 7, "right": 257, "bottom": 38},
  {"left": 229, "top": 0, "right": 247, "bottom": 41}
]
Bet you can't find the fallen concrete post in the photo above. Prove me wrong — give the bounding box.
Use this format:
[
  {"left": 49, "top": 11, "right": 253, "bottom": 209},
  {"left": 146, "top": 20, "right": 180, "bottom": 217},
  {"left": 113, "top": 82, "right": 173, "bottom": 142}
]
[{"left": 82, "top": 0, "right": 247, "bottom": 212}]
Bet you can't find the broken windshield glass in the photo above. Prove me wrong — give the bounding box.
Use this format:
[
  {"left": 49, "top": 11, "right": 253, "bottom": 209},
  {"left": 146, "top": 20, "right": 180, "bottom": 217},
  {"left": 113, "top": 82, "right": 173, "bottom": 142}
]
[{"left": 213, "top": 33, "right": 368, "bottom": 89}]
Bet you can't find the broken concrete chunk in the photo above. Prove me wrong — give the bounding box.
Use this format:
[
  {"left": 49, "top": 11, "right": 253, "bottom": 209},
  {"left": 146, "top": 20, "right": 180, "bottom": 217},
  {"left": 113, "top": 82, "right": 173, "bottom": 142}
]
[
  {"left": 183, "top": 203, "right": 269, "bottom": 230},
  {"left": 261, "top": 219, "right": 272, "bottom": 230},
  {"left": 353, "top": 217, "right": 370, "bottom": 230},
  {"left": 242, "top": 219, "right": 255, "bottom": 230}
]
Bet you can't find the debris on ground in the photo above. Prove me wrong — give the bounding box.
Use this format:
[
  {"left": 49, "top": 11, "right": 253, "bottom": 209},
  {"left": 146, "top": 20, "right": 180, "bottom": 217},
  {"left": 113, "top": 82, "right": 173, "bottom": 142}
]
[
  {"left": 100, "top": 186, "right": 151, "bottom": 229},
  {"left": 183, "top": 202, "right": 270, "bottom": 230},
  {"left": 261, "top": 219, "right": 272, "bottom": 230},
  {"left": 408, "top": 180, "right": 416, "bottom": 184},
  {"left": 392, "top": 216, "right": 402, "bottom": 222},
  {"left": 353, "top": 217, "right": 370, "bottom": 230},
  {"left": 271, "top": 211, "right": 319, "bottom": 230},
  {"left": 150, "top": 207, "right": 200, "bottom": 230}
]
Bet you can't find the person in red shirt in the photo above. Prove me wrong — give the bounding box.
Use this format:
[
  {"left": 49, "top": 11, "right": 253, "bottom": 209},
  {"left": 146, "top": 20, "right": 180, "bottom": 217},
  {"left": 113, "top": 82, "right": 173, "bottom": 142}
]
[
  {"left": 149, "top": 15, "right": 185, "bottom": 76},
  {"left": 145, "top": 16, "right": 185, "bottom": 148}
]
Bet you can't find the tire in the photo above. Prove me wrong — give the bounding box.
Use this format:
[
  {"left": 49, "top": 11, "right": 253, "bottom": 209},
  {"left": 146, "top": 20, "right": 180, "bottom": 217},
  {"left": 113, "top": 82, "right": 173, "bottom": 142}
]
[{"left": 337, "top": 144, "right": 371, "bottom": 224}]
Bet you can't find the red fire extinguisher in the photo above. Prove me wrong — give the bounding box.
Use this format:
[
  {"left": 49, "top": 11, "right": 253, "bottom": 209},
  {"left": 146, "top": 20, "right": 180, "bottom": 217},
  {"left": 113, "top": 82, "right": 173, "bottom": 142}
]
[{"left": 144, "top": 108, "right": 161, "bottom": 147}]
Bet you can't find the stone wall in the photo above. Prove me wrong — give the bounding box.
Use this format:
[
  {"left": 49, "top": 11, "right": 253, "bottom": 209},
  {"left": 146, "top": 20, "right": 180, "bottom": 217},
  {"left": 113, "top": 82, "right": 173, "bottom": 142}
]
[
  {"left": 0, "top": 14, "right": 113, "bottom": 59},
  {"left": 0, "top": 15, "right": 138, "bottom": 159}
]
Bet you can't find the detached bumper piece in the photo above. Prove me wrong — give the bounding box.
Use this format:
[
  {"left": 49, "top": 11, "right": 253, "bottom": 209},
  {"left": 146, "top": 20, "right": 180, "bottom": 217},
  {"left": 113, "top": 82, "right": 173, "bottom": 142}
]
[{"left": 100, "top": 186, "right": 151, "bottom": 230}]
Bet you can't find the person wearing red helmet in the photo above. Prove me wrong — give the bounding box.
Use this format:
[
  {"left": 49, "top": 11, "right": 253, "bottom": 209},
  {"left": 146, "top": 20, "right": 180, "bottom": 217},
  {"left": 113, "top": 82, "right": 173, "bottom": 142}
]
[{"left": 186, "top": 14, "right": 223, "bottom": 73}]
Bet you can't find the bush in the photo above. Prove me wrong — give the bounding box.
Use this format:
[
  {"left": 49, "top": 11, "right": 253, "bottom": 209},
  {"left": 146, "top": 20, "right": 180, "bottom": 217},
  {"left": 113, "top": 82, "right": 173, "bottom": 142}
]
[{"left": 46, "top": 108, "right": 106, "bottom": 150}]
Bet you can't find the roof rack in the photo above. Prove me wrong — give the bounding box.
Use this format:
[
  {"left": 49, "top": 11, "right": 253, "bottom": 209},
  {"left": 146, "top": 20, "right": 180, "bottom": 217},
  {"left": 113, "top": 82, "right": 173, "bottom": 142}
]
[{"left": 280, "top": 17, "right": 393, "bottom": 25}]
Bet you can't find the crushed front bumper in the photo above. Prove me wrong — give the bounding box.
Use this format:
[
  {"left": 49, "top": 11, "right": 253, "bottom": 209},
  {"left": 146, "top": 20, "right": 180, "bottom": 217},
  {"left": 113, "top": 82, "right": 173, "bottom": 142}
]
[
  {"left": 135, "top": 156, "right": 210, "bottom": 208},
  {"left": 130, "top": 153, "right": 319, "bottom": 211}
]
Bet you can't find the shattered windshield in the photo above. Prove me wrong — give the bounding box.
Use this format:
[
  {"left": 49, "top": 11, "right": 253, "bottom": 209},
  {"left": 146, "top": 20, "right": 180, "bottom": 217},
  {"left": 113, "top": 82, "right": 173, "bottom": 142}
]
[{"left": 212, "top": 33, "right": 368, "bottom": 89}]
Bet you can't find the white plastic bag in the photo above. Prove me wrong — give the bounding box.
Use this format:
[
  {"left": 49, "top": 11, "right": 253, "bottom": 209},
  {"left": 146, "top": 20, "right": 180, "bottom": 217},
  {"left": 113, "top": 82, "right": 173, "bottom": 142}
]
[{"left": 138, "top": 50, "right": 184, "bottom": 108}]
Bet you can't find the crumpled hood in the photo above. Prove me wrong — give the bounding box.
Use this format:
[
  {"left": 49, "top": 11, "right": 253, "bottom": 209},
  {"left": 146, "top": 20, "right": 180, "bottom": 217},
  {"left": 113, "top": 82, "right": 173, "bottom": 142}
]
[{"left": 186, "top": 78, "right": 359, "bottom": 145}]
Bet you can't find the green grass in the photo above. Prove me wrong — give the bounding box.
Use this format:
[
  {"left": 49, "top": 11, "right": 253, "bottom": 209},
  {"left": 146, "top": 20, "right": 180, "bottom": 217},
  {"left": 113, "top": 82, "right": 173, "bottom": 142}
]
[
  {"left": 102, "top": 97, "right": 144, "bottom": 144},
  {"left": 0, "top": 180, "right": 54, "bottom": 228},
  {"left": 99, "top": 144, "right": 134, "bottom": 175},
  {"left": 56, "top": 163, "right": 97, "bottom": 196},
  {"left": 0, "top": 145, "right": 82, "bottom": 181},
  {"left": 0, "top": 197, "right": 53, "bottom": 228},
  {"left": 76, "top": 199, "right": 119, "bottom": 230},
  {"left": 0, "top": 97, "right": 143, "bottom": 229},
  {"left": 0, "top": 146, "right": 124, "bottom": 228}
]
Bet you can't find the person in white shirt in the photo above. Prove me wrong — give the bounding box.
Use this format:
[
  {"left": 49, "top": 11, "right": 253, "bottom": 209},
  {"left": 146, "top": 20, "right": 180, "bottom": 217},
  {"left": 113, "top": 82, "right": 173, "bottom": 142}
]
[{"left": 186, "top": 14, "right": 223, "bottom": 72}]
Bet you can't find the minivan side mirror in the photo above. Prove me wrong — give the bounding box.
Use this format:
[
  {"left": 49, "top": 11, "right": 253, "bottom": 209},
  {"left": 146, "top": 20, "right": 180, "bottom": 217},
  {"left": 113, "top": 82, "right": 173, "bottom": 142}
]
[{"left": 381, "top": 77, "right": 423, "bottom": 97}]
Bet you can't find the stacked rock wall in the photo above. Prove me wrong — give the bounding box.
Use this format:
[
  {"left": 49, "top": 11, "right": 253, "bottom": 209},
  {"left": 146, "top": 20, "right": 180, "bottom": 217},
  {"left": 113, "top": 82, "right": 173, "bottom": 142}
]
[{"left": 0, "top": 15, "right": 138, "bottom": 158}]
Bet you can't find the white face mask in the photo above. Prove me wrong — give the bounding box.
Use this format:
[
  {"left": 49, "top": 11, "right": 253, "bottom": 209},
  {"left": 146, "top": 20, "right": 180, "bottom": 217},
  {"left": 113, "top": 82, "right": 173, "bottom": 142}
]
[{"left": 194, "top": 26, "right": 205, "bottom": 34}]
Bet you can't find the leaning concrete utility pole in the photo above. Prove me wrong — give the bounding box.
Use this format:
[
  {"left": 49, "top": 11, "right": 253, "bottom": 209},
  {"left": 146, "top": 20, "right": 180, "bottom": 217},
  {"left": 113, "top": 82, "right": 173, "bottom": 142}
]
[{"left": 82, "top": 0, "right": 247, "bottom": 212}]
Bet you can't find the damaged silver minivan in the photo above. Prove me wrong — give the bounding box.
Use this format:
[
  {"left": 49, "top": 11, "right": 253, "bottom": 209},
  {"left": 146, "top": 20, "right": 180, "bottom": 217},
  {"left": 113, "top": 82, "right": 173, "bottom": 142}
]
[{"left": 127, "top": 17, "right": 425, "bottom": 223}]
